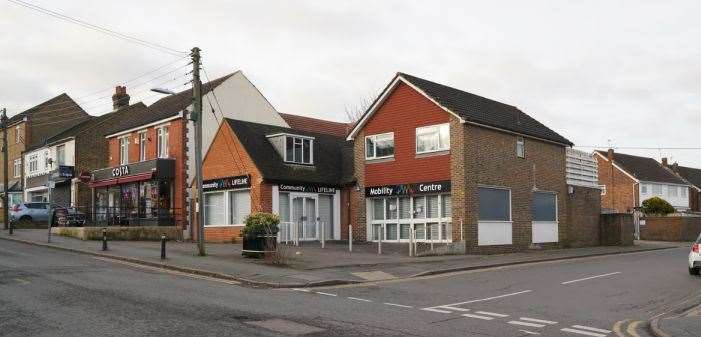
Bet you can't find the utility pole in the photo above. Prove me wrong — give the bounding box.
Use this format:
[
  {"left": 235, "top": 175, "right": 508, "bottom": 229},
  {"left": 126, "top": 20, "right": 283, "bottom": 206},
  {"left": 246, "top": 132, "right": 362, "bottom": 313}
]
[
  {"left": 1, "top": 108, "right": 8, "bottom": 232},
  {"left": 191, "top": 47, "right": 205, "bottom": 256}
]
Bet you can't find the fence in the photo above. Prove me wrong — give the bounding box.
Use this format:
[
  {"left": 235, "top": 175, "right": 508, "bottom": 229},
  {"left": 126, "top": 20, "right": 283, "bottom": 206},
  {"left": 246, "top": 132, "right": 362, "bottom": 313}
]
[{"left": 52, "top": 204, "right": 184, "bottom": 227}]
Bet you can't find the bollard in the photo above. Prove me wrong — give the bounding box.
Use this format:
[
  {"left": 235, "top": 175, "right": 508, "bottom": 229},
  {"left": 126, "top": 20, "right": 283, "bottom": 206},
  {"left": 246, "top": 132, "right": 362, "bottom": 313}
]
[
  {"left": 102, "top": 228, "right": 108, "bottom": 251},
  {"left": 8, "top": 221, "right": 13, "bottom": 235},
  {"left": 348, "top": 224, "right": 353, "bottom": 253},
  {"left": 408, "top": 227, "right": 413, "bottom": 257},
  {"left": 377, "top": 224, "right": 383, "bottom": 255},
  {"left": 160, "top": 233, "right": 166, "bottom": 260},
  {"left": 320, "top": 220, "right": 325, "bottom": 249},
  {"left": 430, "top": 224, "right": 434, "bottom": 251}
]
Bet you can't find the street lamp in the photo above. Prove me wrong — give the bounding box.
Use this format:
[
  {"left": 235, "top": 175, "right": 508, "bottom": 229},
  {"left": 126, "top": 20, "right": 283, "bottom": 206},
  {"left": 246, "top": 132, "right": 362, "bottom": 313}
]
[{"left": 151, "top": 88, "right": 177, "bottom": 95}]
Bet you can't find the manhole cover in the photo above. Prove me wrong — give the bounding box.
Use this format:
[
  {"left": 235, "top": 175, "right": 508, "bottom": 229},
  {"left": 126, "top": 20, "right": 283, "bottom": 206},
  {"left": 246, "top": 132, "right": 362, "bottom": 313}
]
[
  {"left": 245, "top": 319, "right": 325, "bottom": 335},
  {"left": 351, "top": 270, "right": 395, "bottom": 281}
]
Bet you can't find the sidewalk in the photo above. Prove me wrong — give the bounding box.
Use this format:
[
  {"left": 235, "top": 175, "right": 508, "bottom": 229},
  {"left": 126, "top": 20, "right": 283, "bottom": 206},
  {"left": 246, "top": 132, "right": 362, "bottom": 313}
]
[
  {"left": 650, "top": 294, "right": 701, "bottom": 337},
  {"left": 0, "top": 229, "right": 683, "bottom": 288}
]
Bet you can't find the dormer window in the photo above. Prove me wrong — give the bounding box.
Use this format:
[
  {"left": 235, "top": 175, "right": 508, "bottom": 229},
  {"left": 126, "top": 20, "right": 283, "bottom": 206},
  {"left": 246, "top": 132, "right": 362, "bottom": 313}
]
[{"left": 285, "top": 135, "right": 313, "bottom": 165}]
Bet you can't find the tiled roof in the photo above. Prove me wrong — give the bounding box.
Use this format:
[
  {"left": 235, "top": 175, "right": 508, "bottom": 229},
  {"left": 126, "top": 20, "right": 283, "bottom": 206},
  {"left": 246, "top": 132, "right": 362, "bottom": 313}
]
[
  {"left": 675, "top": 165, "right": 701, "bottom": 189},
  {"left": 596, "top": 150, "right": 687, "bottom": 185},
  {"left": 224, "top": 118, "right": 353, "bottom": 186},
  {"left": 279, "top": 113, "right": 350, "bottom": 138},
  {"left": 8, "top": 93, "right": 79, "bottom": 125}
]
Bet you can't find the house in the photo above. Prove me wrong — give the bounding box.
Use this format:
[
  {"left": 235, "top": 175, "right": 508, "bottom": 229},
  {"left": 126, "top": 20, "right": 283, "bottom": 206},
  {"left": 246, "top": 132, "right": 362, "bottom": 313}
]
[
  {"left": 662, "top": 159, "right": 701, "bottom": 212},
  {"left": 594, "top": 149, "right": 690, "bottom": 213},
  {"left": 198, "top": 117, "right": 353, "bottom": 242},
  {"left": 346, "top": 72, "right": 575, "bottom": 253},
  {"left": 1, "top": 93, "right": 91, "bottom": 213}
]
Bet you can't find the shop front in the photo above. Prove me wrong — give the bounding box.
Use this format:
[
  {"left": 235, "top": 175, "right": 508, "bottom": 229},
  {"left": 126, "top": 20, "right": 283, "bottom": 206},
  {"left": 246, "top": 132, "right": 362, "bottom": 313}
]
[
  {"left": 273, "top": 183, "right": 341, "bottom": 242},
  {"left": 90, "top": 159, "right": 175, "bottom": 226},
  {"left": 365, "top": 180, "right": 452, "bottom": 243},
  {"left": 24, "top": 165, "right": 75, "bottom": 205}
]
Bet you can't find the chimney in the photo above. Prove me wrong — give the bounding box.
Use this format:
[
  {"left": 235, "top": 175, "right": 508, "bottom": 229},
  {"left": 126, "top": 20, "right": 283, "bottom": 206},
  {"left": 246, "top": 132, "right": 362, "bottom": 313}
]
[
  {"left": 112, "top": 86, "right": 130, "bottom": 110},
  {"left": 607, "top": 148, "right": 614, "bottom": 161},
  {"left": 661, "top": 157, "right": 668, "bottom": 166},
  {"left": 673, "top": 162, "right": 679, "bottom": 172}
]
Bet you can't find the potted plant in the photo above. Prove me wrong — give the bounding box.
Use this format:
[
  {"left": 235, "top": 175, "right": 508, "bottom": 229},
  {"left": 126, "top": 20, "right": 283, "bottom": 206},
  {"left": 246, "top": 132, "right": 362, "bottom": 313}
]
[{"left": 241, "top": 212, "right": 280, "bottom": 258}]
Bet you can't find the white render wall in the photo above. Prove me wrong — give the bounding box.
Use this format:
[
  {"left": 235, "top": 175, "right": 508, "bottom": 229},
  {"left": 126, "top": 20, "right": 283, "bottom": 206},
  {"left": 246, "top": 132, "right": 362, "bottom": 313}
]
[
  {"left": 24, "top": 139, "right": 75, "bottom": 179},
  {"left": 638, "top": 182, "right": 690, "bottom": 209}
]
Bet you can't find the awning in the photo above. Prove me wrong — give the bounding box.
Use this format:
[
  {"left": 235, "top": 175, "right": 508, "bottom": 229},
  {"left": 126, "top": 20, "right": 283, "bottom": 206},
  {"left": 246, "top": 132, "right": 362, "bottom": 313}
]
[{"left": 89, "top": 172, "right": 154, "bottom": 188}]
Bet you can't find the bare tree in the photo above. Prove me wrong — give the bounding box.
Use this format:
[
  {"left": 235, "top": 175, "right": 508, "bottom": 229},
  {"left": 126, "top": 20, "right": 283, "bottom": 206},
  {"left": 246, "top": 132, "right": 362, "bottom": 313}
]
[{"left": 345, "top": 92, "right": 378, "bottom": 124}]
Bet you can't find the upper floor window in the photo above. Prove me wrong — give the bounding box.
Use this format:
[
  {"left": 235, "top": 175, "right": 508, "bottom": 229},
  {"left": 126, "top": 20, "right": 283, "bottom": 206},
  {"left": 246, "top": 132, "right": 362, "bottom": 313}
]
[
  {"left": 157, "top": 126, "right": 169, "bottom": 158},
  {"left": 119, "top": 136, "right": 129, "bottom": 165},
  {"left": 56, "top": 144, "right": 65, "bottom": 166},
  {"left": 669, "top": 185, "right": 678, "bottom": 197},
  {"left": 44, "top": 150, "right": 50, "bottom": 169},
  {"left": 682, "top": 187, "right": 688, "bottom": 197},
  {"left": 365, "top": 132, "right": 394, "bottom": 160},
  {"left": 516, "top": 136, "right": 525, "bottom": 158},
  {"left": 15, "top": 126, "right": 20, "bottom": 144},
  {"left": 13, "top": 159, "right": 21, "bottom": 178},
  {"left": 28, "top": 155, "right": 38, "bottom": 173},
  {"left": 652, "top": 184, "right": 662, "bottom": 195},
  {"left": 139, "top": 131, "right": 147, "bottom": 162},
  {"left": 285, "top": 135, "right": 313, "bottom": 165},
  {"left": 416, "top": 123, "right": 450, "bottom": 154},
  {"left": 641, "top": 184, "right": 648, "bottom": 194}
]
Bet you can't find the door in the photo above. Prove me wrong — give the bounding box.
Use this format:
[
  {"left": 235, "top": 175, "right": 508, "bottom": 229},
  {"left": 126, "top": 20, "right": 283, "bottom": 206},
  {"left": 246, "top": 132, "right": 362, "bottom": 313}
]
[{"left": 291, "top": 194, "right": 318, "bottom": 241}]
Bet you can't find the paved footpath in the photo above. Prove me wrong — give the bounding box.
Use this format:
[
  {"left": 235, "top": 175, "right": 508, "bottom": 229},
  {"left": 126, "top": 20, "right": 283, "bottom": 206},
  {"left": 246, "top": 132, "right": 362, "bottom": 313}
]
[{"left": 0, "top": 229, "right": 684, "bottom": 288}]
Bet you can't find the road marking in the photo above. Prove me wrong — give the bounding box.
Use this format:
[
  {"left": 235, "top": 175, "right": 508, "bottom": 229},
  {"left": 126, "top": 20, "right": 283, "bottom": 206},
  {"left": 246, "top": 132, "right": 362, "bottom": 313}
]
[
  {"left": 441, "top": 306, "right": 470, "bottom": 312},
  {"left": 626, "top": 321, "right": 643, "bottom": 337},
  {"left": 561, "top": 272, "right": 621, "bottom": 285},
  {"left": 561, "top": 328, "right": 607, "bottom": 337},
  {"left": 14, "top": 278, "right": 30, "bottom": 285},
  {"left": 508, "top": 321, "right": 546, "bottom": 328},
  {"left": 519, "top": 317, "right": 558, "bottom": 325},
  {"left": 383, "top": 302, "right": 414, "bottom": 308},
  {"left": 519, "top": 329, "right": 541, "bottom": 335},
  {"left": 571, "top": 325, "right": 612, "bottom": 334},
  {"left": 292, "top": 288, "right": 310, "bottom": 292},
  {"left": 612, "top": 320, "right": 627, "bottom": 337},
  {"left": 421, "top": 308, "right": 453, "bottom": 314},
  {"left": 427, "top": 290, "right": 532, "bottom": 309},
  {"left": 314, "top": 291, "right": 337, "bottom": 297},
  {"left": 475, "top": 311, "right": 509, "bottom": 318},
  {"left": 91, "top": 257, "right": 241, "bottom": 285},
  {"left": 462, "top": 313, "right": 495, "bottom": 320},
  {"left": 347, "top": 297, "right": 372, "bottom": 302}
]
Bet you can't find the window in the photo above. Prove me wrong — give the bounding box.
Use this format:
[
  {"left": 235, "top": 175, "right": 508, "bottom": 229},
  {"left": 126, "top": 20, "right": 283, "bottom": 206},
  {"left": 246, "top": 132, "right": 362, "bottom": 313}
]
[
  {"left": 204, "top": 190, "right": 251, "bottom": 226},
  {"left": 365, "top": 133, "right": 394, "bottom": 159},
  {"left": 119, "top": 136, "right": 129, "bottom": 165},
  {"left": 139, "top": 132, "right": 147, "bottom": 162},
  {"left": 516, "top": 136, "right": 525, "bottom": 158},
  {"left": 56, "top": 144, "right": 65, "bottom": 166},
  {"left": 15, "top": 126, "right": 21, "bottom": 144},
  {"left": 652, "top": 184, "right": 662, "bottom": 194},
  {"left": 532, "top": 192, "right": 557, "bottom": 222},
  {"left": 28, "top": 154, "right": 37, "bottom": 173},
  {"left": 228, "top": 190, "right": 251, "bottom": 225},
  {"left": 600, "top": 185, "right": 607, "bottom": 196},
  {"left": 44, "top": 151, "right": 50, "bottom": 169},
  {"left": 641, "top": 184, "right": 647, "bottom": 194},
  {"left": 682, "top": 187, "right": 688, "bottom": 198},
  {"left": 284, "top": 135, "right": 313, "bottom": 164},
  {"left": 369, "top": 194, "right": 452, "bottom": 242},
  {"left": 13, "top": 159, "right": 21, "bottom": 178},
  {"left": 157, "top": 126, "right": 169, "bottom": 158},
  {"left": 416, "top": 123, "right": 450, "bottom": 154},
  {"left": 204, "top": 192, "right": 225, "bottom": 226},
  {"left": 669, "top": 185, "right": 678, "bottom": 197},
  {"left": 478, "top": 187, "right": 511, "bottom": 221}
]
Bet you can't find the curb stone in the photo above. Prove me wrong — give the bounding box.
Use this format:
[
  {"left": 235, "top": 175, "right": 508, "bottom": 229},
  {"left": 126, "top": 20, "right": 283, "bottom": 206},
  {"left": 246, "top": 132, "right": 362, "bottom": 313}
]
[{"left": 648, "top": 292, "right": 701, "bottom": 337}]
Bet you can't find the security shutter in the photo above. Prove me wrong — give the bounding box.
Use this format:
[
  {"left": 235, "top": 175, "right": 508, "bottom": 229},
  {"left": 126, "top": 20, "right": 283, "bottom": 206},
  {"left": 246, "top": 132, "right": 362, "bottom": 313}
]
[{"left": 318, "top": 195, "right": 333, "bottom": 239}]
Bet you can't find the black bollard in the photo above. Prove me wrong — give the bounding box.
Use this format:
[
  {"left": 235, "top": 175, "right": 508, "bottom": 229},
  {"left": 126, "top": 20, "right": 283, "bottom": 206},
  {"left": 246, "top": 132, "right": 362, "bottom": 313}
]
[
  {"left": 160, "top": 233, "right": 166, "bottom": 260},
  {"left": 102, "top": 228, "right": 108, "bottom": 251},
  {"left": 8, "top": 221, "right": 12, "bottom": 235}
]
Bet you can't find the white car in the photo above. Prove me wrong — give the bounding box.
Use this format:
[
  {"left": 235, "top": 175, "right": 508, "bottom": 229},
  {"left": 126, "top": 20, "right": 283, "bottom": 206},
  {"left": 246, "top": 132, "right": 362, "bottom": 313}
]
[{"left": 689, "top": 233, "right": 701, "bottom": 275}]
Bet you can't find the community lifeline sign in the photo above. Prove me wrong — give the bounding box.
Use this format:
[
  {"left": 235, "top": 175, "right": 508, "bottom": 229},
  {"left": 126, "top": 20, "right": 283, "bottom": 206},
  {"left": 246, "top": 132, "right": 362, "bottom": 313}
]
[
  {"left": 203, "top": 175, "right": 251, "bottom": 192},
  {"left": 365, "top": 180, "right": 451, "bottom": 197}
]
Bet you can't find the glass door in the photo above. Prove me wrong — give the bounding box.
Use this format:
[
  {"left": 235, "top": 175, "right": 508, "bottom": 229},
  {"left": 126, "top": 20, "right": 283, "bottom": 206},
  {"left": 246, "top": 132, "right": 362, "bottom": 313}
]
[{"left": 291, "top": 194, "right": 318, "bottom": 241}]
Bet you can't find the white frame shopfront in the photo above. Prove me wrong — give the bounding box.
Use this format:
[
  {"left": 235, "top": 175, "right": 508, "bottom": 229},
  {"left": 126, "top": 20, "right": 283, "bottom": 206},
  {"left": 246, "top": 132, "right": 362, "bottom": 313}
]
[{"left": 272, "top": 184, "right": 341, "bottom": 243}]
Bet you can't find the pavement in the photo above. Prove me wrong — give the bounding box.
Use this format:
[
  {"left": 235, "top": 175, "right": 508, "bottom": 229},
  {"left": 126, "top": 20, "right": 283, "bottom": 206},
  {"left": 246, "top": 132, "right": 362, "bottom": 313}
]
[
  {"left": 649, "top": 292, "right": 701, "bottom": 337},
  {"left": 1, "top": 238, "right": 698, "bottom": 336},
  {"left": 0, "top": 228, "right": 686, "bottom": 288}
]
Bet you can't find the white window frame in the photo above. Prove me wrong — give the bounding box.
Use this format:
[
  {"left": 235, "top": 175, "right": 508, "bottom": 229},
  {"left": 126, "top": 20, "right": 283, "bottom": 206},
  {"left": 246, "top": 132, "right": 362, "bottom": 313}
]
[
  {"left": 669, "top": 185, "right": 678, "bottom": 197},
  {"left": 365, "top": 132, "right": 394, "bottom": 160},
  {"left": 15, "top": 126, "right": 20, "bottom": 144},
  {"left": 641, "top": 184, "right": 647, "bottom": 194},
  {"left": 681, "top": 187, "right": 688, "bottom": 198},
  {"left": 368, "top": 194, "right": 452, "bottom": 243},
  {"left": 56, "top": 144, "right": 66, "bottom": 166},
  {"left": 157, "top": 126, "right": 169, "bottom": 159},
  {"left": 477, "top": 186, "right": 513, "bottom": 246},
  {"left": 119, "top": 136, "right": 129, "bottom": 165},
  {"left": 13, "top": 159, "right": 21, "bottom": 178},
  {"left": 416, "top": 123, "right": 450, "bottom": 154},
  {"left": 284, "top": 135, "right": 314, "bottom": 165},
  {"left": 600, "top": 185, "right": 607, "bottom": 196},
  {"left": 28, "top": 154, "right": 38, "bottom": 173},
  {"left": 139, "top": 131, "right": 147, "bottom": 162},
  {"left": 516, "top": 136, "right": 525, "bottom": 158},
  {"left": 203, "top": 188, "right": 251, "bottom": 227}
]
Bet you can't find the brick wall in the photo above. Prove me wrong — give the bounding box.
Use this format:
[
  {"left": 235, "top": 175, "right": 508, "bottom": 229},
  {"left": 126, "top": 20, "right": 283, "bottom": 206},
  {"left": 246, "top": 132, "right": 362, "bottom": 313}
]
[
  {"left": 640, "top": 216, "right": 701, "bottom": 242},
  {"left": 566, "top": 185, "right": 602, "bottom": 247},
  {"left": 0, "top": 122, "right": 26, "bottom": 222},
  {"left": 596, "top": 154, "right": 638, "bottom": 212},
  {"left": 600, "top": 213, "right": 634, "bottom": 246}
]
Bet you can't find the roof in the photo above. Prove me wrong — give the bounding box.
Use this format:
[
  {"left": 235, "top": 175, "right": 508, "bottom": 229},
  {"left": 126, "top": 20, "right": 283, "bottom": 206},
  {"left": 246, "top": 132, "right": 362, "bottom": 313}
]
[
  {"left": 107, "top": 72, "right": 236, "bottom": 135},
  {"left": 348, "top": 72, "right": 573, "bottom": 146},
  {"left": 224, "top": 118, "right": 353, "bottom": 186},
  {"left": 279, "top": 113, "right": 350, "bottom": 138},
  {"left": 8, "top": 93, "right": 80, "bottom": 125},
  {"left": 675, "top": 165, "right": 701, "bottom": 189},
  {"left": 595, "top": 150, "right": 687, "bottom": 185}
]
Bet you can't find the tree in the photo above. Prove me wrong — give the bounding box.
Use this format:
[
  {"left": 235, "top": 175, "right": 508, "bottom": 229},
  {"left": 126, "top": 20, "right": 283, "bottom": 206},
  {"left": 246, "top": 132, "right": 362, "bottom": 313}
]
[
  {"left": 345, "top": 91, "right": 379, "bottom": 124},
  {"left": 641, "top": 197, "right": 675, "bottom": 216}
]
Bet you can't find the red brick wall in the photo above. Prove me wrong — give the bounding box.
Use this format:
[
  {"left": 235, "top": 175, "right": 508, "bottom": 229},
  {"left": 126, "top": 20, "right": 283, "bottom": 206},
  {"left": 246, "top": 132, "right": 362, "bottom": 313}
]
[
  {"left": 640, "top": 216, "right": 701, "bottom": 242},
  {"left": 567, "top": 186, "right": 602, "bottom": 247},
  {"left": 596, "top": 154, "right": 638, "bottom": 212}
]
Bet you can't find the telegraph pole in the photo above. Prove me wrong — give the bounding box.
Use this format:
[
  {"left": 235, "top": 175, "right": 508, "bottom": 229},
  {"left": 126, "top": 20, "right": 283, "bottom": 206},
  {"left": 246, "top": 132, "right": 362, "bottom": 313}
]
[
  {"left": 191, "top": 47, "right": 205, "bottom": 256},
  {"left": 1, "top": 108, "right": 8, "bottom": 232}
]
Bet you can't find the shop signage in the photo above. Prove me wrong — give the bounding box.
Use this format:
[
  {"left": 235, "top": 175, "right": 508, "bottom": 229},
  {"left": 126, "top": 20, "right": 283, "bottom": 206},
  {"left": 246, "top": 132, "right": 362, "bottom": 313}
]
[
  {"left": 278, "top": 183, "right": 336, "bottom": 194},
  {"left": 112, "top": 165, "right": 130, "bottom": 177},
  {"left": 58, "top": 165, "right": 74, "bottom": 178},
  {"left": 203, "top": 175, "right": 251, "bottom": 191},
  {"left": 365, "top": 180, "right": 451, "bottom": 197},
  {"left": 79, "top": 171, "right": 92, "bottom": 183}
]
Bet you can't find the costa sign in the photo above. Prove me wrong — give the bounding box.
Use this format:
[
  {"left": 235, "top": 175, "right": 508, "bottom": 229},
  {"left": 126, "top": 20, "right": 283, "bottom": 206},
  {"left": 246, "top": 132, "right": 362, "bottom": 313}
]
[
  {"left": 111, "top": 165, "right": 130, "bottom": 177},
  {"left": 365, "top": 180, "right": 451, "bottom": 197},
  {"left": 203, "top": 175, "right": 251, "bottom": 191}
]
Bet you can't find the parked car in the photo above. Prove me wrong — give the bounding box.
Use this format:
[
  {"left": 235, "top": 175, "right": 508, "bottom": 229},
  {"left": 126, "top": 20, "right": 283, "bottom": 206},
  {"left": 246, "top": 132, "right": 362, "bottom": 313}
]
[
  {"left": 689, "top": 233, "right": 701, "bottom": 275},
  {"left": 10, "top": 202, "right": 86, "bottom": 227}
]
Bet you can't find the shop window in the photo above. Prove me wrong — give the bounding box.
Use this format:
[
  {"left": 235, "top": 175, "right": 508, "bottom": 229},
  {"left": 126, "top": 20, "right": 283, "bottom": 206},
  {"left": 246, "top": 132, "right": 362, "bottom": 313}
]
[
  {"left": 372, "top": 198, "right": 384, "bottom": 220},
  {"left": 119, "top": 136, "right": 129, "bottom": 165},
  {"left": 386, "top": 223, "right": 398, "bottom": 240},
  {"left": 279, "top": 192, "right": 290, "bottom": 222},
  {"left": 441, "top": 195, "right": 452, "bottom": 218},
  {"left": 416, "top": 123, "right": 450, "bottom": 154},
  {"left": 413, "top": 196, "right": 426, "bottom": 218},
  {"left": 204, "top": 192, "right": 225, "bottom": 226},
  {"left": 8, "top": 193, "right": 22, "bottom": 207},
  {"left": 157, "top": 126, "right": 169, "bottom": 158},
  {"left": 13, "top": 159, "right": 21, "bottom": 178},
  {"left": 385, "top": 198, "right": 398, "bottom": 219},
  {"left": 414, "top": 223, "right": 425, "bottom": 239},
  {"left": 532, "top": 192, "right": 557, "bottom": 222},
  {"left": 478, "top": 187, "right": 511, "bottom": 222},
  {"left": 285, "top": 135, "right": 313, "bottom": 165},
  {"left": 228, "top": 190, "right": 251, "bottom": 225},
  {"left": 426, "top": 195, "right": 439, "bottom": 218},
  {"left": 365, "top": 132, "right": 394, "bottom": 159},
  {"left": 139, "top": 132, "right": 147, "bottom": 162},
  {"left": 398, "top": 197, "right": 411, "bottom": 219},
  {"left": 516, "top": 136, "right": 525, "bottom": 158}
]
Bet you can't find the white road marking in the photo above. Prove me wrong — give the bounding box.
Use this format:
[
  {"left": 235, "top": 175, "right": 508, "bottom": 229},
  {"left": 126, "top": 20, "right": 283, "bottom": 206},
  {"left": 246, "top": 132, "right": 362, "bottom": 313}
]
[
  {"left": 383, "top": 302, "right": 414, "bottom": 308},
  {"left": 561, "top": 272, "right": 621, "bottom": 285},
  {"left": 441, "top": 306, "right": 470, "bottom": 312},
  {"left": 508, "top": 321, "right": 546, "bottom": 328},
  {"left": 519, "top": 317, "right": 558, "bottom": 325},
  {"left": 519, "top": 329, "right": 541, "bottom": 335},
  {"left": 292, "top": 288, "right": 310, "bottom": 292},
  {"left": 475, "top": 311, "right": 509, "bottom": 318},
  {"left": 347, "top": 297, "right": 372, "bottom": 302},
  {"left": 314, "top": 291, "right": 337, "bottom": 297},
  {"left": 462, "top": 313, "right": 495, "bottom": 320},
  {"left": 428, "top": 290, "right": 532, "bottom": 308},
  {"left": 571, "top": 325, "right": 612, "bottom": 334},
  {"left": 561, "top": 328, "right": 607, "bottom": 337},
  {"left": 421, "top": 308, "right": 453, "bottom": 314}
]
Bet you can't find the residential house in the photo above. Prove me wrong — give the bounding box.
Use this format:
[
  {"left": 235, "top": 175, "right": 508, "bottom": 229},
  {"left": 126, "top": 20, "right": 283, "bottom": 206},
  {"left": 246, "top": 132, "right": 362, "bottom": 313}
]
[
  {"left": 595, "top": 149, "right": 690, "bottom": 213},
  {"left": 661, "top": 158, "right": 701, "bottom": 212},
  {"left": 346, "top": 72, "right": 575, "bottom": 253}
]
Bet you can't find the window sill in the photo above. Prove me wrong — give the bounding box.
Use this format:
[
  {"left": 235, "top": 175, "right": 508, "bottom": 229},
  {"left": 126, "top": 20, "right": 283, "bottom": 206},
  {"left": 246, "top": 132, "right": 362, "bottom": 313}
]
[
  {"left": 415, "top": 150, "right": 450, "bottom": 159},
  {"left": 204, "top": 224, "right": 245, "bottom": 228},
  {"left": 365, "top": 157, "right": 395, "bottom": 164}
]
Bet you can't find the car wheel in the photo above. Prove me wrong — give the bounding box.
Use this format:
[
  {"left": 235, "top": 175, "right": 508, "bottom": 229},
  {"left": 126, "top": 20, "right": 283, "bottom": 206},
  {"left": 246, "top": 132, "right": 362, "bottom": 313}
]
[
  {"left": 689, "top": 267, "right": 700, "bottom": 276},
  {"left": 17, "top": 216, "right": 32, "bottom": 228}
]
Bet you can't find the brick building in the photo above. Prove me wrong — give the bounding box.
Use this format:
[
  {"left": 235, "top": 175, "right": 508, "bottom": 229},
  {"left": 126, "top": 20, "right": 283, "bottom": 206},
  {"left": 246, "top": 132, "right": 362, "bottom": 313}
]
[
  {"left": 595, "top": 149, "right": 690, "bottom": 212},
  {"left": 662, "top": 160, "right": 701, "bottom": 212},
  {"left": 346, "top": 73, "right": 578, "bottom": 253}
]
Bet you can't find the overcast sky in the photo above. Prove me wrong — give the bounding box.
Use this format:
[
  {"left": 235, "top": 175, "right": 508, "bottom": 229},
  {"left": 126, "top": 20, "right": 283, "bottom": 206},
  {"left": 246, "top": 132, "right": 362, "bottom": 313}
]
[{"left": 1, "top": 1, "right": 700, "bottom": 166}]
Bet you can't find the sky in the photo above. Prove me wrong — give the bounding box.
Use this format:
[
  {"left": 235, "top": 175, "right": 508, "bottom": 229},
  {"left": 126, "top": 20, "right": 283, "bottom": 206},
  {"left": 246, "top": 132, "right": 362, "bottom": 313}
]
[{"left": 1, "top": 0, "right": 700, "bottom": 166}]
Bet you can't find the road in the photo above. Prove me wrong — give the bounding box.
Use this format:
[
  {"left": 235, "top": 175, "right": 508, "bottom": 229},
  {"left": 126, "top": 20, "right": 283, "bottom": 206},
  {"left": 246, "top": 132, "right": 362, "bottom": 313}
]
[{"left": 0, "top": 239, "right": 697, "bottom": 337}]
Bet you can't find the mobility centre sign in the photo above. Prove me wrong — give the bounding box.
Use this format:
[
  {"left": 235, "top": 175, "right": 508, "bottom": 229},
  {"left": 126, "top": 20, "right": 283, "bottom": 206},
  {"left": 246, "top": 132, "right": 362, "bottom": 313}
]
[{"left": 365, "top": 180, "right": 451, "bottom": 197}]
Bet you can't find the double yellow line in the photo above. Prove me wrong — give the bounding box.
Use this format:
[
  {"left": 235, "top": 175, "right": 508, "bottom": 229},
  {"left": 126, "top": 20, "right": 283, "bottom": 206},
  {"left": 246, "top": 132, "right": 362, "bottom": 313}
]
[{"left": 613, "top": 319, "right": 646, "bottom": 337}]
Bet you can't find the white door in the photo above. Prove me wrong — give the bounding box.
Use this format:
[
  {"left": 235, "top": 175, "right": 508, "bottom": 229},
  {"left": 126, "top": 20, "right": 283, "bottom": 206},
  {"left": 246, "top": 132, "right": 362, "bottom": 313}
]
[{"left": 291, "top": 194, "right": 318, "bottom": 241}]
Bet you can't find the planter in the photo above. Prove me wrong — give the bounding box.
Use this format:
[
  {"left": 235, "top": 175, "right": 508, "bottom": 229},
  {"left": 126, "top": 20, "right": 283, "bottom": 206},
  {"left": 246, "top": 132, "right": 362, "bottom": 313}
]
[{"left": 242, "top": 234, "right": 277, "bottom": 258}]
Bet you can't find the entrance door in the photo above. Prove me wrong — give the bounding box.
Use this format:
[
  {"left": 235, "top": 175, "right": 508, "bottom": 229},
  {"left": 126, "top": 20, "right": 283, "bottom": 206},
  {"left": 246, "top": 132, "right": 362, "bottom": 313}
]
[{"left": 291, "top": 194, "right": 318, "bottom": 241}]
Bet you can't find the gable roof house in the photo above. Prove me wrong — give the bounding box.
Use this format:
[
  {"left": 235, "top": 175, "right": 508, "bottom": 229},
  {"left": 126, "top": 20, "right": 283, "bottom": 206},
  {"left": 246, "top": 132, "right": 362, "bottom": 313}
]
[
  {"left": 595, "top": 149, "right": 690, "bottom": 213},
  {"left": 661, "top": 159, "right": 701, "bottom": 212},
  {"left": 346, "top": 72, "right": 580, "bottom": 253}
]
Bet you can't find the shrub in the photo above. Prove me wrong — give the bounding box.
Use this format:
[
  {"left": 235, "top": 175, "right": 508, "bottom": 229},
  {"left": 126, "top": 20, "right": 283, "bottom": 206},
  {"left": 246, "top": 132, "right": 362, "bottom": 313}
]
[
  {"left": 641, "top": 197, "right": 675, "bottom": 215},
  {"left": 242, "top": 212, "right": 280, "bottom": 237}
]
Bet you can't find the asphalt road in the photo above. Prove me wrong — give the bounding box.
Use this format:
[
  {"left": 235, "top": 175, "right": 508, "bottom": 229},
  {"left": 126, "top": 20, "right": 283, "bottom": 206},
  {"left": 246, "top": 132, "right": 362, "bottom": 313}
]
[{"left": 0, "top": 240, "right": 697, "bottom": 337}]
